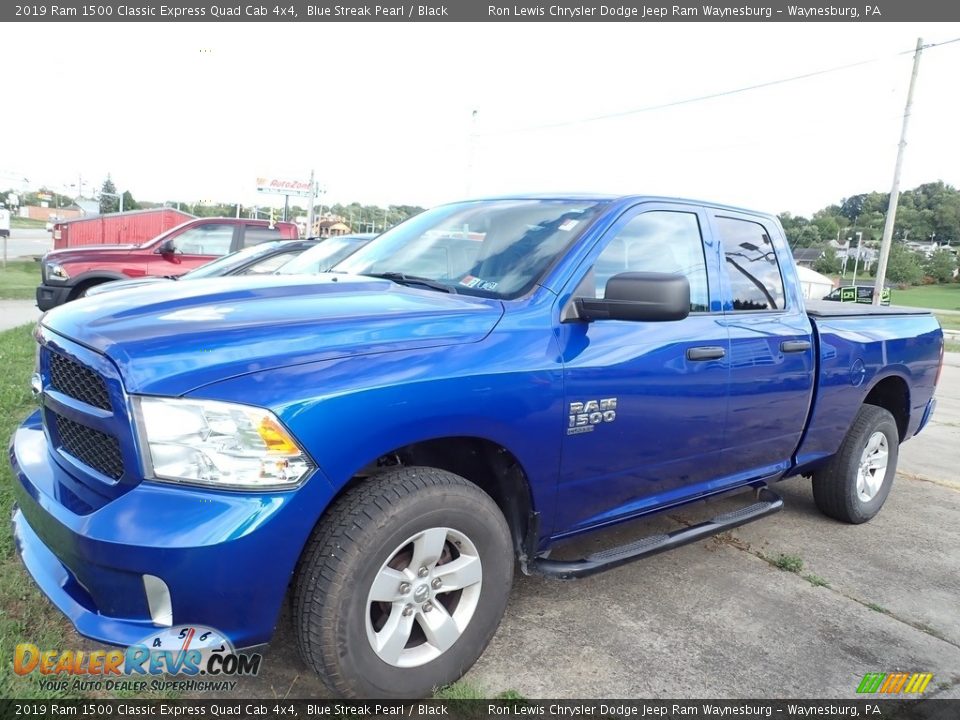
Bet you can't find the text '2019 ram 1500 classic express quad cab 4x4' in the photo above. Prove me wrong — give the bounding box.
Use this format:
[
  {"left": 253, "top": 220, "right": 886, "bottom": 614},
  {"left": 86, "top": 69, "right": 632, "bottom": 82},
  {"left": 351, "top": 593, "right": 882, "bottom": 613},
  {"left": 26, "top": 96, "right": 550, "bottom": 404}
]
[{"left": 10, "top": 196, "right": 944, "bottom": 697}]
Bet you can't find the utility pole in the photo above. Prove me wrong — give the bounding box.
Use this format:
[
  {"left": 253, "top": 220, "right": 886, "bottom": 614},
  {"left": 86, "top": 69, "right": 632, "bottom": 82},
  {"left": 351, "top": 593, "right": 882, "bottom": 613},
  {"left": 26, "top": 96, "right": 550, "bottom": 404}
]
[
  {"left": 305, "top": 169, "right": 316, "bottom": 238},
  {"left": 851, "top": 232, "right": 864, "bottom": 286},
  {"left": 466, "top": 109, "right": 478, "bottom": 196},
  {"left": 873, "top": 37, "right": 924, "bottom": 305}
]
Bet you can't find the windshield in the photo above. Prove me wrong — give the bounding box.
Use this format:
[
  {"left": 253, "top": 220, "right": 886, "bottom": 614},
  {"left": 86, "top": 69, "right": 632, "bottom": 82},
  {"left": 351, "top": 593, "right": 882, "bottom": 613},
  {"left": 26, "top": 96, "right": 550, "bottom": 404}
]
[
  {"left": 276, "top": 237, "right": 371, "bottom": 274},
  {"left": 183, "top": 241, "right": 285, "bottom": 278},
  {"left": 335, "top": 199, "right": 606, "bottom": 298}
]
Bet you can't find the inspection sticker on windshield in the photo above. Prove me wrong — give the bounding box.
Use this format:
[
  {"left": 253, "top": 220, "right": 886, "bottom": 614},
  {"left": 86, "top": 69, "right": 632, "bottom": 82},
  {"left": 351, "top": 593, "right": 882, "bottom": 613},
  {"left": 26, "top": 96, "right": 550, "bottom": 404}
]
[
  {"left": 559, "top": 219, "right": 579, "bottom": 231},
  {"left": 460, "top": 275, "right": 498, "bottom": 291}
]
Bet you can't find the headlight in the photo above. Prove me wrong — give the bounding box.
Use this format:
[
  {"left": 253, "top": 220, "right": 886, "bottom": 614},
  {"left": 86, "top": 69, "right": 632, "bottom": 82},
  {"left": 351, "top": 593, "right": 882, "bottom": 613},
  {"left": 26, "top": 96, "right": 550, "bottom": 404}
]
[
  {"left": 45, "top": 262, "right": 69, "bottom": 281},
  {"left": 135, "top": 397, "right": 314, "bottom": 489}
]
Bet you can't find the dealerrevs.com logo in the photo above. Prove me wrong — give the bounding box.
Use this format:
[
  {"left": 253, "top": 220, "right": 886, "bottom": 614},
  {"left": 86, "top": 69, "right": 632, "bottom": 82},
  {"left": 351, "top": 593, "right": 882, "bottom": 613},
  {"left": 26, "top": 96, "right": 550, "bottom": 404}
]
[{"left": 14, "top": 625, "right": 261, "bottom": 693}]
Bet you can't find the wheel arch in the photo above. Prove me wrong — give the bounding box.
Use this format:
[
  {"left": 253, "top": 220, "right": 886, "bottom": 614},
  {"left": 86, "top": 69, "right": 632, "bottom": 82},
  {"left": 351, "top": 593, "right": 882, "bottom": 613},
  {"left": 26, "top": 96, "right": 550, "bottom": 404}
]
[
  {"left": 333, "top": 435, "right": 536, "bottom": 559},
  {"left": 67, "top": 271, "right": 128, "bottom": 298},
  {"left": 863, "top": 373, "right": 910, "bottom": 441}
]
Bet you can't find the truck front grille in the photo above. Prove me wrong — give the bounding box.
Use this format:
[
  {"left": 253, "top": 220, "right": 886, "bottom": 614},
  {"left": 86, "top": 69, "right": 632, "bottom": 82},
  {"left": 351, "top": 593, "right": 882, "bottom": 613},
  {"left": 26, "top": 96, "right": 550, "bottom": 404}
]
[
  {"left": 49, "top": 352, "right": 112, "bottom": 411},
  {"left": 53, "top": 412, "right": 124, "bottom": 480}
]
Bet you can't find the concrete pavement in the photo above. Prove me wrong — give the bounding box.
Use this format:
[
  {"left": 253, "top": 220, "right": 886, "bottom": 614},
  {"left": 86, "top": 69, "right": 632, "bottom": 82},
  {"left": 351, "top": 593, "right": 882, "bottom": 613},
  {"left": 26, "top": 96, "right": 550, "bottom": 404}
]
[
  {"left": 3, "top": 227, "right": 52, "bottom": 261},
  {"left": 0, "top": 300, "right": 40, "bottom": 331}
]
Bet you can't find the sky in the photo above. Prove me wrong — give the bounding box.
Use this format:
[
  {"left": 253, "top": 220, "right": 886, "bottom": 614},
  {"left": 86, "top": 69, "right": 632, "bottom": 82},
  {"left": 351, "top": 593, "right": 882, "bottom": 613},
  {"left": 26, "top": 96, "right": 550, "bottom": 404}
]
[{"left": 4, "top": 22, "right": 960, "bottom": 217}]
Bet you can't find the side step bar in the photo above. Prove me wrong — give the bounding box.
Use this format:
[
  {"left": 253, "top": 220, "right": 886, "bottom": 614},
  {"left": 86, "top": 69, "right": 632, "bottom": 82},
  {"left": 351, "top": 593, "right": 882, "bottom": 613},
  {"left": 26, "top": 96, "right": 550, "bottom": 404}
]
[{"left": 529, "top": 487, "right": 784, "bottom": 579}]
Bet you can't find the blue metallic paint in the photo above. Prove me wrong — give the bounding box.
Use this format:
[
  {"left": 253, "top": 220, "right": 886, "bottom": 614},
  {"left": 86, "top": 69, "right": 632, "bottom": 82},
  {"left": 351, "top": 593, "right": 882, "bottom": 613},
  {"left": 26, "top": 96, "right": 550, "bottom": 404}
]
[{"left": 11, "top": 195, "right": 944, "bottom": 651}]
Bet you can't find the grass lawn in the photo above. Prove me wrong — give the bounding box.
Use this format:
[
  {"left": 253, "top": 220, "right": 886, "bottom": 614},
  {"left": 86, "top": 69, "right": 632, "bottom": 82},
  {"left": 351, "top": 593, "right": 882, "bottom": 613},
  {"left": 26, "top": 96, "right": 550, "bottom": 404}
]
[
  {"left": 936, "top": 314, "right": 960, "bottom": 332},
  {"left": 0, "top": 325, "right": 181, "bottom": 699},
  {"left": 11, "top": 217, "right": 47, "bottom": 230},
  {"left": 891, "top": 283, "right": 960, "bottom": 312},
  {"left": 0, "top": 324, "right": 77, "bottom": 698},
  {"left": 0, "top": 260, "right": 41, "bottom": 300}
]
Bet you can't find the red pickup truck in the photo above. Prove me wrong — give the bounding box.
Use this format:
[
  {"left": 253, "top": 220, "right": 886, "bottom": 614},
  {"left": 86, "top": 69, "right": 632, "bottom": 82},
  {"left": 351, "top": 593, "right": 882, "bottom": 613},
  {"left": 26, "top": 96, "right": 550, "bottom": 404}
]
[{"left": 37, "top": 217, "right": 299, "bottom": 310}]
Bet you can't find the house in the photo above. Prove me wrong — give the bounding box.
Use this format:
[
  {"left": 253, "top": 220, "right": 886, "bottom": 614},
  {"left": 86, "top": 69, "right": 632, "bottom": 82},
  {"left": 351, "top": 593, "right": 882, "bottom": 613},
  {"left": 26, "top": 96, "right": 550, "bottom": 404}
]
[
  {"left": 313, "top": 217, "right": 352, "bottom": 238},
  {"left": 73, "top": 198, "right": 101, "bottom": 217},
  {"left": 791, "top": 248, "right": 823, "bottom": 268}
]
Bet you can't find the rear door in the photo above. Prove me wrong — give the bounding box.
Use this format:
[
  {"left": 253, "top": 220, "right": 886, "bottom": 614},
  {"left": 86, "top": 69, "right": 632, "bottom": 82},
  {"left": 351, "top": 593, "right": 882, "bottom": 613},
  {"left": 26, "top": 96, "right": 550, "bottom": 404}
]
[
  {"left": 240, "top": 223, "right": 288, "bottom": 247},
  {"left": 555, "top": 203, "right": 731, "bottom": 534},
  {"left": 709, "top": 211, "right": 815, "bottom": 480}
]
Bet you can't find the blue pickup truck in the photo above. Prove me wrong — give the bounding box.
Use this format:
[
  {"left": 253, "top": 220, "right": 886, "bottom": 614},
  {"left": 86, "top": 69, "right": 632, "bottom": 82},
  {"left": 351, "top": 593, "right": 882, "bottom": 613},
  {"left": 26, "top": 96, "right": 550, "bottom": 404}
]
[{"left": 10, "top": 195, "right": 944, "bottom": 697}]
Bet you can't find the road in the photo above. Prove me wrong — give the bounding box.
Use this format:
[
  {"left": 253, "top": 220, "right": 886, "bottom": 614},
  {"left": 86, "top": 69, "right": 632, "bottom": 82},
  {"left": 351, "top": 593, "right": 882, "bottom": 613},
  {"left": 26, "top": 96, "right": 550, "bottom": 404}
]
[{"left": 3, "top": 228, "right": 52, "bottom": 260}]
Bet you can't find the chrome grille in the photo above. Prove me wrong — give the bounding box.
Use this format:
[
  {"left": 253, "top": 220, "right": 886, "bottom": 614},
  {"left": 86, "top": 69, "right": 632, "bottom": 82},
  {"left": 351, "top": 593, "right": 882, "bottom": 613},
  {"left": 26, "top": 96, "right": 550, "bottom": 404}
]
[
  {"left": 49, "top": 352, "right": 111, "bottom": 410},
  {"left": 53, "top": 412, "right": 124, "bottom": 480}
]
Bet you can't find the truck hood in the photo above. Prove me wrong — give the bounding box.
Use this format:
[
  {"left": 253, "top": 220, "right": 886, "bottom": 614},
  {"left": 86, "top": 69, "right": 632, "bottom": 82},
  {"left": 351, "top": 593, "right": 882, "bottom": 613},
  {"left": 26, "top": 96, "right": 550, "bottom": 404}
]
[
  {"left": 85, "top": 276, "right": 174, "bottom": 296},
  {"left": 40, "top": 274, "right": 504, "bottom": 396},
  {"left": 45, "top": 245, "right": 141, "bottom": 262}
]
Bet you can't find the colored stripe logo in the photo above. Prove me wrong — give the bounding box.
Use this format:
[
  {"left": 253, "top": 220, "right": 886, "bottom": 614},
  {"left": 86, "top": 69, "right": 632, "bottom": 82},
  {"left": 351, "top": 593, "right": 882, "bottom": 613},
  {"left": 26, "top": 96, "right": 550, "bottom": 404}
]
[{"left": 857, "top": 672, "right": 933, "bottom": 694}]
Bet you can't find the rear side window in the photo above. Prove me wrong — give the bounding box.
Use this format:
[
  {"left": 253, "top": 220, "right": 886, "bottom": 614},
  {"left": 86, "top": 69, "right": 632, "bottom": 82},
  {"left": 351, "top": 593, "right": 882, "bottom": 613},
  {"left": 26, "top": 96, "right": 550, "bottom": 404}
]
[
  {"left": 589, "top": 210, "right": 709, "bottom": 312},
  {"left": 239, "top": 251, "right": 300, "bottom": 275},
  {"left": 171, "top": 223, "right": 235, "bottom": 256},
  {"left": 717, "top": 217, "right": 785, "bottom": 311},
  {"left": 243, "top": 225, "right": 283, "bottom": 246}
]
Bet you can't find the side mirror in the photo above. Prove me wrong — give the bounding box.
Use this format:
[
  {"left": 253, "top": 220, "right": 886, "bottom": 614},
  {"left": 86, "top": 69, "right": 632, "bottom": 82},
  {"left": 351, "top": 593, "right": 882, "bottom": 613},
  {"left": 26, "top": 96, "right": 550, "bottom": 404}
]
[{"left": 573, "top": 272, "right": 691, "bottom": 322}]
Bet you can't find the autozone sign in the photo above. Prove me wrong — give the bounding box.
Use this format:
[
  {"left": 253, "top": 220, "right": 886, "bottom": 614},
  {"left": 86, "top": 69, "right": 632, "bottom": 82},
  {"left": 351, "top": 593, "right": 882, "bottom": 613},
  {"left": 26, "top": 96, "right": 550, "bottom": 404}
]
[{"left": 255, "top": 177, "right": 314, "bottom": 197}]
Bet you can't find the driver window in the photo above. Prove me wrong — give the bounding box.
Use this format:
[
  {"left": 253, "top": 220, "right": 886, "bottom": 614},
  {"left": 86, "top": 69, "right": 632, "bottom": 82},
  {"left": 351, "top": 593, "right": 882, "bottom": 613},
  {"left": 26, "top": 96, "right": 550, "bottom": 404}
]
[
  {"left": 171, "top": 224, "right": 235, "bottom": 256},
  {"left": 586, "top": 210, "right": 709, "bottom": 312}
]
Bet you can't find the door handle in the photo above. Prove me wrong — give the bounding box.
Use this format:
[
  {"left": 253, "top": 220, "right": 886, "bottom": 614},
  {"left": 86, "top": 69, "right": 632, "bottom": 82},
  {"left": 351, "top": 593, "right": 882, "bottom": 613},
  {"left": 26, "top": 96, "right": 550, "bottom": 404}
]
[
  {"left": 687, "top": 346, "right": 726, "bottom": 361},
  {"left": 780, "top": 340, "right": 812, "bottom": 353}
]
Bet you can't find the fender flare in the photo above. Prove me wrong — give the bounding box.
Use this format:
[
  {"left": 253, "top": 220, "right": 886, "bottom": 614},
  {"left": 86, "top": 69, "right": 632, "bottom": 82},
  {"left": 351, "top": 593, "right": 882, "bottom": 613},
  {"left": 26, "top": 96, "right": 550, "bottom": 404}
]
[{"left": 65, "top": 270, "right": 130, "bottom": 293}]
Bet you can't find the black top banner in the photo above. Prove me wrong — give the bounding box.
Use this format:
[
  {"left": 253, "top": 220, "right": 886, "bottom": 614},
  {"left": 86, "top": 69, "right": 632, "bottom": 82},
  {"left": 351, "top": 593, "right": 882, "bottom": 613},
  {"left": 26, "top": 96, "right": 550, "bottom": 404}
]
[{"left": 5, "top": 0, "right": 960, "bottom": 22}]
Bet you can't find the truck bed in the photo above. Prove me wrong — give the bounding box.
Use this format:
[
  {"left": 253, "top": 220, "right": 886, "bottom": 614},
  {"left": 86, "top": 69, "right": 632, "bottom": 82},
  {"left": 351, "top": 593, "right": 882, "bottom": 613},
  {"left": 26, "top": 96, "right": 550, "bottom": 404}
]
[
  {"left": 794, "top": 307, "right": 942, "bottom": 473},
  {"left": 805, "top": 300, "right": 931, "bottom": 318}
]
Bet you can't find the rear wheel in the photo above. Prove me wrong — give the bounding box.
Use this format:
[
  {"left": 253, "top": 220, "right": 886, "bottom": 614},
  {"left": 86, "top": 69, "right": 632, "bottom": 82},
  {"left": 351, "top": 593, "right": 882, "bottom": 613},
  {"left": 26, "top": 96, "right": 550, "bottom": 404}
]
[
  {"left": 293, "top": 466, "right": 513, "bottom": 698},
  {"left": 812, "top": 404, "right": 899, "bottom": 524}
]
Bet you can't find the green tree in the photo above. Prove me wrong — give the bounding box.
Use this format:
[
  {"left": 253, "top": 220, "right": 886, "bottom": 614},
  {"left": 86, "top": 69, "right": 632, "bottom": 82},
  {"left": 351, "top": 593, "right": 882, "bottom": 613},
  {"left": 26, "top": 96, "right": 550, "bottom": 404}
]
[
  {"left": 923, "top": 248, "right": 958, "bottom": 283},
  {"left": 811, "top": 213, "right": 840, "bottom": 243},
  {"left": 884, "top": 243, "right": 924, "bottom": 285},
  {"left": 100, "top": 175, "right": 119, "bottom": 214},
  {"left": 121, "top": 190, "right": 139, "bottom": 211},
  {"left": 794, "top": 225, "right": 822, "bottom": 248},
  {"left": 814, "top": 246, "right": 841, "bottom": 275}
]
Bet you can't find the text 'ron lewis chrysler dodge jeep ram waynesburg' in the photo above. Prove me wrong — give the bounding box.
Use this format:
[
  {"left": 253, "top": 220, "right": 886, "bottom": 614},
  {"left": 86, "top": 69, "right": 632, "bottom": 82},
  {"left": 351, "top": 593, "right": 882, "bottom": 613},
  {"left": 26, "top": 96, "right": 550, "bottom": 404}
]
[{"left": 11, "top": 195, "right": 944, "bottom": 697}]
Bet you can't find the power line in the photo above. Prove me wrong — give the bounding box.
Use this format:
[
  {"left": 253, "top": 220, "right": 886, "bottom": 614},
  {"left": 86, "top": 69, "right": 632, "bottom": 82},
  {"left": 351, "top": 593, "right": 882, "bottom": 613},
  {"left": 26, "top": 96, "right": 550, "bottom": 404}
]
[{"left": 478, "top": 37, "right": 960, "bottom": 138}]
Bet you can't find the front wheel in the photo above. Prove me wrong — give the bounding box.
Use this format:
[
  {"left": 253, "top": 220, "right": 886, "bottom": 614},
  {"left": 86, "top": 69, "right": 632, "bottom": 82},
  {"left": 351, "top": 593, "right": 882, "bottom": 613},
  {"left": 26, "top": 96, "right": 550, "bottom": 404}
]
[
  {"left": 812, "top": 404, "right": 899, "bottom": 524},
  {"left": 293, "top": 467, "right": 513, "bottom": 698}
]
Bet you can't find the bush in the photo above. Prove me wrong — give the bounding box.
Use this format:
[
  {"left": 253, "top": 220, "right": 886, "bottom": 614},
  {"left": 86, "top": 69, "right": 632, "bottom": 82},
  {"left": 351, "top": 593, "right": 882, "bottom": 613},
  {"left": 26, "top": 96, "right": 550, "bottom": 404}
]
[
  {"left": 923, "top": 248, "right": 958, "bottom": 284},
  {"left": 885, "top": 243, "right": 924, "bottom": 285}
]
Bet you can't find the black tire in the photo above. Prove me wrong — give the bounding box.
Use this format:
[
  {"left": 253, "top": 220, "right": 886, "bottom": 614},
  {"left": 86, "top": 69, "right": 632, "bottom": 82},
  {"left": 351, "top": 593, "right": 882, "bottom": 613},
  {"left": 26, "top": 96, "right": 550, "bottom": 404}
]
[
  {"left": 812, "top": 404, "right": 899, "bottom": 524},
  {"left": 293, "top": 466, "right": 513, "bottom": 698},
  {"left": 71, "top": 282, "right": 100, "bottom": 300}
]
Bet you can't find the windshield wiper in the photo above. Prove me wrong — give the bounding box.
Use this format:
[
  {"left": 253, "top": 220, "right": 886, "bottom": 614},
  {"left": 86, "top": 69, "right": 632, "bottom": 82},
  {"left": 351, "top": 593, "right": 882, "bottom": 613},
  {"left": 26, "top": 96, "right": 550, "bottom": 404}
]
[{"left": 362, "top": 272, "right": 458, "bottom": 294}]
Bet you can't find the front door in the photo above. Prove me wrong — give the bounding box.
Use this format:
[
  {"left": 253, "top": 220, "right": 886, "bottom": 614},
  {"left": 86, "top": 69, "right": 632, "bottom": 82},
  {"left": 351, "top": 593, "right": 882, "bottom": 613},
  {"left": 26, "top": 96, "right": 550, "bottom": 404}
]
[
  {"left": 555, "top": 204, "right": 731, "bottom": 535},
  {"left": 150, "top": 222, "right": 238, "bottom": 276}
]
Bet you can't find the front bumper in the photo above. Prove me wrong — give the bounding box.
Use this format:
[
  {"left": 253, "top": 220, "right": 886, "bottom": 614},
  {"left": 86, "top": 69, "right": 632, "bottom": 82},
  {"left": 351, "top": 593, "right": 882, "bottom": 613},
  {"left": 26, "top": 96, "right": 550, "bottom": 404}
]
[
  {"left": 36, "top": 283, "right": 73, "bottom": 311},
  {"left": 10, "top": 409, "right": 332, "bottom": 649}
]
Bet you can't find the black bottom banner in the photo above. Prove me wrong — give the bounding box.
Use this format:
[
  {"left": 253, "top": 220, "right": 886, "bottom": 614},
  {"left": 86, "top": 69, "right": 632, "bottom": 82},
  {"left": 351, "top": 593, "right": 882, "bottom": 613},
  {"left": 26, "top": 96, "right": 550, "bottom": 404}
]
[{"left": 1, "top": 699, "right": 957, "bottom": 720}]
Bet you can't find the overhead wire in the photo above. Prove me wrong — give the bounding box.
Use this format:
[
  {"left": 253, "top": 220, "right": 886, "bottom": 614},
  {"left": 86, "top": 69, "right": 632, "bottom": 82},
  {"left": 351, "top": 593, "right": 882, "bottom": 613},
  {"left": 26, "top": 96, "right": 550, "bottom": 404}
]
[{"left": 477, "top": 36, "right": 960, "bottom": 137}]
